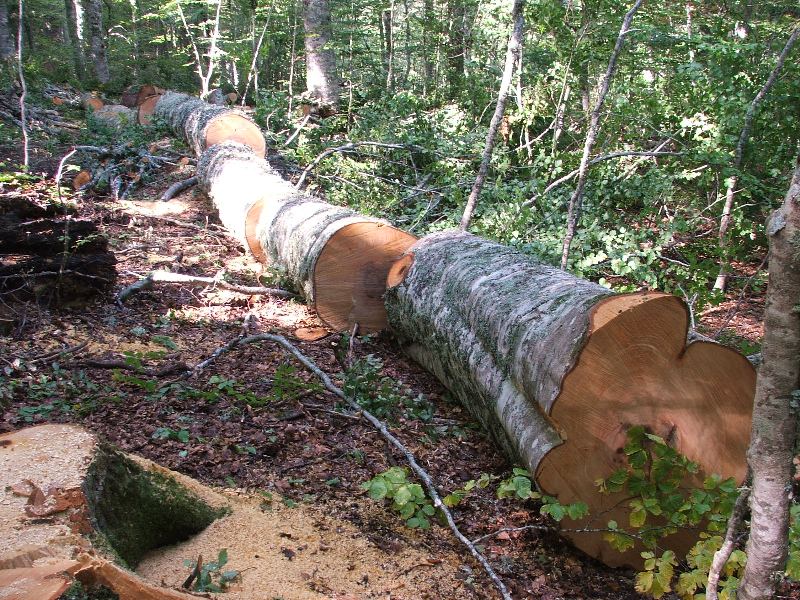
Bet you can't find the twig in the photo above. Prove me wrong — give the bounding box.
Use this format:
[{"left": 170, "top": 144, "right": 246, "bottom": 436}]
[
  {"left": 712, "top": 254, "right": 768, "bottom": 339},
  {"left": 54, "top": 148, "right": 78, "bottom": 204},
  {"left": 295, "top": 140, "right": 424, "bottom": 189},
  {"left": 284, "top": 113, "right": 311, "bottom": 147},
  {"left": 189, "top": 332, "right": 513, "bottom": 600},
  {"left": 28, "top": 340, "right": 89, "bottom": 364},
  {"left": 161, "top": 176, "right": 199, "bottom": 202},
  {"left": 116, "top": 270, "right": 295, "bottom": 304},
  {"left": 706, "top": 475, "right": 751, "bottom": 600},
  {"left": 182, "top": 554, "right": 202, "bottom": 589}
]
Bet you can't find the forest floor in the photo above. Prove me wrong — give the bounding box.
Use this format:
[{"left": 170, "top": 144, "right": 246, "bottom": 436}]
[{"left": 0, "top": 130, "right": 787, "bottom": 600}]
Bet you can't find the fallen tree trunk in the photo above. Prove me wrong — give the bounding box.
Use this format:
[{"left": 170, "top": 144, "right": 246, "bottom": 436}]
[
  {"left": 153, "top": 91, "right": 266, "bottom": 158},
  {"left": 196, "top": 142, "right": 416, "bottom": 332},
  {"left": 385, "top": 231, "right": 756, "bottom": 566}
]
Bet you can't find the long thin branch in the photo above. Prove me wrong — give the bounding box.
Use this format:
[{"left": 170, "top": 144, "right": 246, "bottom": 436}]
[
  {"left": 160, "top": 176, "right": 198, "bottom": 202},
  {"left": 713, "top": 22, "right": 800, "bottom": 291},
  {"left": 295, "top": 140, "right": 422, "bottom": 189},
  {"left": 241, "top": 8, "right": 273, "bottom": 103},
  {"left": 459, "top": 0, "right": 525, "bottom": 231},
  {"left": 559, "top": 0, "right": 645, "bottom": 269},
  {"left": 522, "top": 149, "right": 681, "bottom": 207},
  {"left": 176, "top": 0, "right": 207, "bottom": 95},
  {"left": 116, "top": 270, "right": 295, "bottom": 304},
  {"left": 188, "top": 332, "right": 513, "bottom": 599}
]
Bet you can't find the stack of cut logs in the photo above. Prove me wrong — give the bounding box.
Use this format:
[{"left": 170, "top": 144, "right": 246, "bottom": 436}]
[{"left": 151, "top": 92, "right": 756, "bottom": 567}]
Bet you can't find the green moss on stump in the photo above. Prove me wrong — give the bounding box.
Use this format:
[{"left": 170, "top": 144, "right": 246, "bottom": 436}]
[{"left": 83, "top": 446, "right": 227, "bottom": 568}]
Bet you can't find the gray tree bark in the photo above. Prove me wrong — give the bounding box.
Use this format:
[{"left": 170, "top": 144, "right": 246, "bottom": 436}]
[
  {"left": 738, "top": 158, "right": 800, "bottom": 600},
  {"left": 459, "top": 0, "right": 524, "bottom": 231},
  {"left": 385, "top": 230, "right": 608, "bottom": 470},
  {"left": 303, "top": 0, "right": 339, "bottom": 112},
  {"left": 81, "top": 0, "right": 109, "bottom": 84},
  {"left": 63, "top": 0, "right": 85, "bottom": 82},
  {"left": 0, "top": 0, "right": 14, "bottom": 60},
  {"left": 446, "top": 0, "right": 464, "bottom": 95}
]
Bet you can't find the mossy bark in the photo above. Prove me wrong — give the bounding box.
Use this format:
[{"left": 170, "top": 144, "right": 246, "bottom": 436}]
[
  {"left": 384, "top": 230, "right": 613, "bottom": 472},
  {"left": 83, "top": 446, "right": 225, "bottom": 568}
]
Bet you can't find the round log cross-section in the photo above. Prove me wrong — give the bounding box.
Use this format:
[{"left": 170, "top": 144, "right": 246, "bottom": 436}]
[
  {"left": 385, "top": 230, "right": 755, "bottom": 566},
  {"left": 154, "top": 92, "right": 266, "bottom": 158}
]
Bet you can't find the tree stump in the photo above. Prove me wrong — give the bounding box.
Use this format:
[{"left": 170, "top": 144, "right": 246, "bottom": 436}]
[{"left": 385, "top": 231, "right": 756, "bottom": 566}]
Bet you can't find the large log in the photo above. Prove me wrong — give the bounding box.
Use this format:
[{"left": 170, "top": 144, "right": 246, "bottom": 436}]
[
  {"left": 197, "top": 142, "right": 416, "bottom": 332},
  {"left": 153, "top": 91, "right": 266, "bottom": 158},
  {"left": 384, "top": 231, "right": 755, "bottom": 566}
]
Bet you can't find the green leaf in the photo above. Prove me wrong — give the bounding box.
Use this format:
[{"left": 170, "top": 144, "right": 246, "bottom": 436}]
[
  {"left": 217, "top": 548, "right": 228, "bottom": 567},
  {"left": 177, "top": 429, "right": 190, "bottom": 443},
  {"left": 367, "top": 480, "right": 388, "bottom": 500},
  {"left": 394, "top": 485, "right": 413, "bottom": 506}
]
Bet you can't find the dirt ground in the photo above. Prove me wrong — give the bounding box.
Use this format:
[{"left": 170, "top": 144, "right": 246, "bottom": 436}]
[{"left": 0, "top": 131, "right": 791, "bottom": 600}]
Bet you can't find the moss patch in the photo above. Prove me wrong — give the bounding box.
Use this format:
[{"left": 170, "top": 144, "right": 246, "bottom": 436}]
[{"left": 83, "top": 445, "right": 227, "bottom": 568}]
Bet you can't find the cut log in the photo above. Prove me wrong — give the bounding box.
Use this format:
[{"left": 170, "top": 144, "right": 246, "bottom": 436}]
[
  {"left": 196, "top": 142, "right": 416, "bottom": 332},
  {"left": 121, "top": 84, "right": 164, "bottom": 108},
  {"left": 384, "top": 231, "right": 755, "bottom": 566},
  {"left": 0, "top": 196, "right": 116, "bottom": 304},
  {"left": 73, "top": 170, "right": 92, "bottom": 190},
  {"left": 137, "top": 94, "right": 162, "bottom": 125},
  {"left": 154, "top": 91, "right": 266, "bottom": 158},
  {"left": 81, "top": 93, "right": 104, "bottom": 112}
]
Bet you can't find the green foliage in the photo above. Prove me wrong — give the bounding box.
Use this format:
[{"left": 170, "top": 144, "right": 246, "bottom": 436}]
[
  {"left": 342, "top": 354, "right": 433, "bottom": 422},
  {"left": 151, "top": 427, "right": 190, "bottom": 443},
  {"left": 184, "top": 549, "right": 240, "bottom": 593},
  {"left": 496, "top": 468, "right": 588, "bottom": 522},
  {"left": 443, "top": 473, "right": 493, "bottom": 507},
  {"left": 361, "top": 467, "right": 436, "bottom": 529}
]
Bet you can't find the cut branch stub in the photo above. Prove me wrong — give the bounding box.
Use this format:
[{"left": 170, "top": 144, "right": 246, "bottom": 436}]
[
  {"left": 153, "top": 92, "right": 265, "bottom": 158},
  {"left": 196, "top": 142, "right": 416, "bottom": 332},
  {"left": 385, "top": 231, "right": 755, "bottom": 566}
]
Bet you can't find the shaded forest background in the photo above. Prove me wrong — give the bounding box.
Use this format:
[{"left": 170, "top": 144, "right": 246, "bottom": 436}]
[{"left": 3, "top": 0, "right": 800, "bottom": 322}]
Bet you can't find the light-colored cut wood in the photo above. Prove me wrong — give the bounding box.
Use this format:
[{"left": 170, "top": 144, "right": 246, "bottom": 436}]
[
  {"left": 72, "top": 170, "right": 91, "bottom": 190},
  {"left": 137, "top": 94, "right": 162, "bottom": 125},
  {"left": 314, "top": 222, "right": 417, "bottom": 333},
  {"left": 205, "top": 113, "right": 266, "bottom": 159},
  {"left": 386, "top": 252, "right": 414, "bottom": 288}
]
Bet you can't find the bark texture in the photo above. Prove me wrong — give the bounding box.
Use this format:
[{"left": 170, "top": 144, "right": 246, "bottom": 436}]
[
  {"left": 153, "top": 91, "right": 265, "bottom": 157},
  {"left": 62, "top": 0, "right": 85, "bottom": 82},
  {"left": 303, "top": 0, "right": 339, "bottom": 111},
  {"left": 0, "top": 0, "right": 14, "bottom": 60},
  {"left": 81, "top": 0, "right": 109, "bottom": 84},
  {"left": 738, "top": 159, "right": 800, "bottom": 600},
  {"left": 385, "top": 231, "right": 608, "bottom": 469}
]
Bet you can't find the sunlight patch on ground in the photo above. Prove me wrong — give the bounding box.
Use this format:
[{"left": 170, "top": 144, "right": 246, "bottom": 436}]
[{"left": 120, "top": 198, "right": 193, "bottom": 217}]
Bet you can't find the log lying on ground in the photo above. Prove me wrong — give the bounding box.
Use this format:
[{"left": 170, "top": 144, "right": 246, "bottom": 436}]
[
  {"left": 121, "top": 84, "right": 165, "bottom": 108},
  {"left": 153, "top": 91, "right": 266, "bottom": 158},
  {"left": 137, "top": 93, "right": 163, "bottom": 125},
  {"left": 197, "top": 142, "right": 416, "bottom": 332},
  {"left": 385, "top": 231, "right": 756, "bottom": 566}
]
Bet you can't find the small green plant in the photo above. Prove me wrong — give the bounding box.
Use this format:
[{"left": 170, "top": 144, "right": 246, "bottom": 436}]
[
  {"left": 271, "top": 364, "right": 322, "bottom": 402},
  {"left": 443, "top": 472, "right": 493, "bottom": 507},
  {"left": 496, "top": 468, "right": 589, "bottom": 522},
  {"left": 184, "top": 549, "right": 239, "bottom": 593},
  {"left": 361, "top": 466, "right": 436, "bottom": 529},
  {"left": 152, "top": 427, "right": 190, "bottom": 443}
]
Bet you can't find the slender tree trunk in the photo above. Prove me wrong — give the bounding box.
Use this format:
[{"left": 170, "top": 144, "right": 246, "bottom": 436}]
[
  {"left": 81, "top": 0, "right": 109, "bottom": 84},
  {"left": 17, "top": 0, "right": 28, "bottom": 169},
  {"left": 737, "top": 156, "right": 800, "bottom": 600},
  {"left": 560, "top": 0, "right": 645, "bottom": 270},
  {"left": 287, "top": 4, "right": 298, "bottom": 117},
  {"left": 63, "top": 0, "right": 85, "bottom": 81},
  {"left": 422, "top": 0, "right": 434, "bottom": 91},
  {"left": 0, "top": 0, "right": 14, "bottom": 59},
  {"left": 383, "top": 3, "right": 394, "bottom": 92},
  {"left": 713, "top": 24, "right": 799, "bottom": 291},
  {"left": 446, "top": 0, "right": 464, "bottom": 95},
  {"left": 303, "top": 0, "right": 339, "bottom": 111},
  {"left": 128, "top": 0, "right": 140, "bottom": 78},
  {"left": 459, "top": 0, "right": 525, "bottom": 231}
]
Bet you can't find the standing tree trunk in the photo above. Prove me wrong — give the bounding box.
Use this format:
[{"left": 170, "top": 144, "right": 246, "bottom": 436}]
[
  {"left": 422, "top": 0, "right": 435, "bottom": 90},
  {"left": 385, "top": 230, "right": 755, "bottom": 566},
  {"left": 713, "top": 24, "right": 799, "bottom": 291},
  {"left": 446, "top": 0, "right": 464, "bottom": 95},
  {"left": 459, "top": 0, "right": 524, "bottom": 231},
  {"left": 17, "top": 0, "right": 28, "bottom": 168},
  {"left": 81, "top": 0, "right": 109, "bottom": 84},
  {"left": 737, "top": 157, "right": 800, "bottom": 600},
  {"left": 303, "top": 0, "right": 339, "bottom": 113},
  {"left": 0, "top": 0, "right": 14, "bottom": 60},
  {"left": 63, "top": 0, "right": 85, "bottom": 82},
  {"left": 560, "top": 0, "right": 644, "bottom": 270},
  {"left": 382, "top": 3, "right": 394, "bottom": 92}
]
